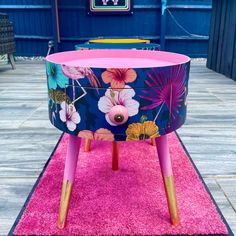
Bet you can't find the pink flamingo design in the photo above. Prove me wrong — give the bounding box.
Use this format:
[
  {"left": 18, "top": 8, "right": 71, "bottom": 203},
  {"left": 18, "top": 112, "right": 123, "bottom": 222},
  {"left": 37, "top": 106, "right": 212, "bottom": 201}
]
[{"left": 61, "top": 65, "right": 101, "bottom": 104}]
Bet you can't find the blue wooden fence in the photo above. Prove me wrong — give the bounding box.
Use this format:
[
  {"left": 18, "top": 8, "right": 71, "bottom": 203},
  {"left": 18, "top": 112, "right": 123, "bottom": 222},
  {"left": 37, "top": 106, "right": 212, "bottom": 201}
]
[
  {"left": 207, "top": 0, "right": 236, "bottom": 81},
  {"left": 0, "top": 0, "right": 212, "bottom": 57}
]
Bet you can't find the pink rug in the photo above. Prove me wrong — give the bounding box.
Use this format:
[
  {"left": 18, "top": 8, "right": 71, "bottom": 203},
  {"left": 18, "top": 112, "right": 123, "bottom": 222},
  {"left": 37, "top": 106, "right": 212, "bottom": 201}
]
[{"left": 12, "top": 133, "right": 230, "bottom": 235}]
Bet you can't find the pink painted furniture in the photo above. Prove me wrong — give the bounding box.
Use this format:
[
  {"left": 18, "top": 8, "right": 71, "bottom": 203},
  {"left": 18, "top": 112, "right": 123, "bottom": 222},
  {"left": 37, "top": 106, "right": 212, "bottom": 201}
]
[{"left": 45, "top": 50, "right": 190, "bottom": 229}]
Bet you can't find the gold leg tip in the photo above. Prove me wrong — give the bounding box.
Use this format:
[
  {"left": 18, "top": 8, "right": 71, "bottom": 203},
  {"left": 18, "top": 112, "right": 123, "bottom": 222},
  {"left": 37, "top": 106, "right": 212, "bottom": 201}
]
[
  {"left": 57, "top": 221, "right": 66, "bottom": 229},
  {"left": 58, "top": 181, "right": 73, "bottom": 230},
  {"left": 171, "top": 217, "right": 180, "bottom": 226}
]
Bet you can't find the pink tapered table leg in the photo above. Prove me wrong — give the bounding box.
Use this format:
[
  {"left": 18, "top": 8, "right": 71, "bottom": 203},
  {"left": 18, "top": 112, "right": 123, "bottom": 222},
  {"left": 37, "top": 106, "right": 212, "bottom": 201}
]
[
  {"left": 57, "top": 135, "right": 81, "bottom": 229},
  {"left": 155, "top": 135, "right": 179, "bottom": 226}
]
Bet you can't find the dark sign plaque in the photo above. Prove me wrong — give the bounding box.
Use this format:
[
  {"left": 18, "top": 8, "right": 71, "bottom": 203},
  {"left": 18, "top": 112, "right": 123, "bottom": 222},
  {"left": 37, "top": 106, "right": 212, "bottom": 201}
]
[{"left": 88, "top": 0, "right": 132, "bottom": 14}]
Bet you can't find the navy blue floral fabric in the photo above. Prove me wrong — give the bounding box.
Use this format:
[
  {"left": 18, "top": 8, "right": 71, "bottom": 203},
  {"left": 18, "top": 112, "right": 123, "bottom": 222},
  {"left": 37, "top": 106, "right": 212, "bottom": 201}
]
[{"left": 46, "top": 61, "right": 190, "bottom": 141}]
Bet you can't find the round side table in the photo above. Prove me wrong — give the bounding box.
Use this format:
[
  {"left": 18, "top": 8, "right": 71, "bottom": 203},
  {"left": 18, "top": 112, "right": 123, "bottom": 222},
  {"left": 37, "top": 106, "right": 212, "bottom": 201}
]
[{"left": 46, "top": 49, "right": 190, "bottom": 229}]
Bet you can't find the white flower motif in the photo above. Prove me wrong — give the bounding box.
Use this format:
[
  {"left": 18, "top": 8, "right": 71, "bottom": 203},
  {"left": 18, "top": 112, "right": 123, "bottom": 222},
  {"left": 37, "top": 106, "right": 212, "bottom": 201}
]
[
  {"left": 98, "top": 85, "right": 139, "bottom": 126},
  {"left": 59, "top": 102, "right": 81, "bottom": 131}
]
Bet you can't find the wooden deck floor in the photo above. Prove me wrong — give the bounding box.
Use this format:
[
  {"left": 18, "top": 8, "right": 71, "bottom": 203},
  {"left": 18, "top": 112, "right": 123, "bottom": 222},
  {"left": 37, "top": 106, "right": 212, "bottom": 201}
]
[{"left": 0, "top": 60, "right": 236, "bottom": 235}]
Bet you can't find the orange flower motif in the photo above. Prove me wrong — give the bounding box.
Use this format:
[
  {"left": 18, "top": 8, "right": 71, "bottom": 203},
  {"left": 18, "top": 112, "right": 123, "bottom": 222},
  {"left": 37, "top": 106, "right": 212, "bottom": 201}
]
[
  {"left": 78, "top": 130, "right": 93, "bottom": 139},
  {"left": 78, "top": 128, "right": 114, "bottom": 141},
  {"left": 94, "top": 128, "right": 114, "bottom": 141},
  {"left": 101, "top": 68, "right": 137, "bottom": 91}
]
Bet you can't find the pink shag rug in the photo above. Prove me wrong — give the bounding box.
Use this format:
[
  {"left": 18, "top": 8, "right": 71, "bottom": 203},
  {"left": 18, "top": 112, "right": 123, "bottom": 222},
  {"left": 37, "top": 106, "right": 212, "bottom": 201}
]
[{"left": 13, "top": 133, "right": 229, "bottom": 235}]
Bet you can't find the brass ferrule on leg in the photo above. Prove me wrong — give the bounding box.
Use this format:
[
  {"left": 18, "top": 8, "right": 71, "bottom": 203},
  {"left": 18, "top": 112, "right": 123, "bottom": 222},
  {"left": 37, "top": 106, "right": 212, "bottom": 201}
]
[
  {"left": 112, "top": 141, "right": 119, "bottom": 171},
  {"left": 57, "top": 180, "right": 73, "bottom": 229},
  {"left": 163, "top": 176, "right": 179, "bottom": 225},
  {"left": 84, "top": 139, "right": 91, "bottom": 152}
]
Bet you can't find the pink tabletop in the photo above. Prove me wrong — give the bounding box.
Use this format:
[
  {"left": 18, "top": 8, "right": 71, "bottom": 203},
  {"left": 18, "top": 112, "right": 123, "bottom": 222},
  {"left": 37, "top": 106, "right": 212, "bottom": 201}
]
[{"left": 46, "top": 49, "right": 190, "bottom": 68}]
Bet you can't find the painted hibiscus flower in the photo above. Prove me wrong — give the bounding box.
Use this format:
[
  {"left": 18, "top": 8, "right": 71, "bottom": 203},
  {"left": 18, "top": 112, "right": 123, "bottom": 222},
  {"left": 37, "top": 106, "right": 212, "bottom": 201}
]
[
  {"left": 46, "top": 62, "right": 69, "bottom": 89},
  {"left": 102, "top": 68, "right": 137, "bottom": 91},
  {"left": 98, "top": 85, "right": 139, "bottom": 126},
  {"left": 59, "top": 102, "right": 81, "bottom": 131}
]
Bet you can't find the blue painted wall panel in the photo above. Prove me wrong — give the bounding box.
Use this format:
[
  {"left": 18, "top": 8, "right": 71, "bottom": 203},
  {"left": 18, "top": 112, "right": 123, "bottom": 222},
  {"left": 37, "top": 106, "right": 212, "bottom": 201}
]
[
  {"left": 2, "top": 10, "right": 52, "bottom": 36},
  {"left": 0, "top": 0, "right": 212, "bottom": 57},
  {"left": 59, "top": 9, "right": 161, "bottom": 38},
  {"left": 166, "top": 40, "right": 209, "bottom": 57},
  {"left": 166, "top": 10, "right": 211, "bottom": 36},
  {"left": 0, "top": 0, "right": 50, "bottom": 4}
]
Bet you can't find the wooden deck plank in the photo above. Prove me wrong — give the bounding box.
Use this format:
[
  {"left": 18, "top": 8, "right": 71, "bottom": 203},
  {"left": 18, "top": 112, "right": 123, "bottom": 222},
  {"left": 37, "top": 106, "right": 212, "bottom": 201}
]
[
  {"left": 217, "top": 179, "right": 236, "bottom": 211},
  {"left": 0, "top": 178, "right": 37, "bottom": 235},
  {"left": 204, "top": 179, "right": 236, "bottom": 234}
]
